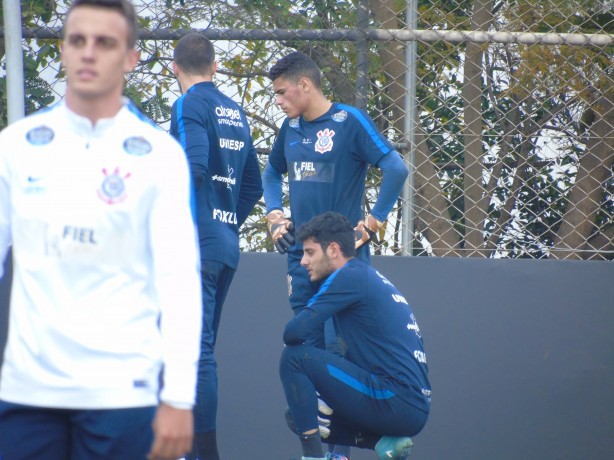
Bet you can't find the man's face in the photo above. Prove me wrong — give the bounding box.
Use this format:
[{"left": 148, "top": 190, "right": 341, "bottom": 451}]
[
  {"left": 272, "top": 77, "right": 309, "bottom": 119},
  {"left": 301, "top": 238, "right": 335, "bottom": 282},
  {"left": 61, "top": 6, "right": 138, "bottom": 103}
]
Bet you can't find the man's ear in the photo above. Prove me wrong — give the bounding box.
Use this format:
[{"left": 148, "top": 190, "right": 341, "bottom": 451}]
[
  {"left": 60, "top": 41, "right": 66, "bottom": 67},
  {"left": 327, "top": 241, "right": 341, "bottom": 258},
  {"left": 299, "top": 76, "right": 311, "bottom": 92},
  {"left": 124, "top": 48, "right": 140, "bottom": 74}
]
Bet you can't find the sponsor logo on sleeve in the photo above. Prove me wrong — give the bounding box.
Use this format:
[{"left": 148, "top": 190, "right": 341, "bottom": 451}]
[
  {"left": 212, "top": 166, "right": 236, "bottom": 189},
  {"left": 62, "top": 225, "right": 98, "bottom": 245},
  {"left": 392, "top": 293, "right": 408, "bottom": 305},
  {"left": 26, "top": 126, "right": 55, "bottom": 146},
  {"left": 292, "top": 161, "right": 316, "bottom": 181},
  {"left": 215, "top": 105, "right": 244, "bottom": 128},
  {"left": 289, "top": 137, "right": 312, "bottom": 147},
  {"left": 414, "top": 350, "right": 427, "bottom": 364},
  {"left": 24, "top": 174, "right": 46, "bottom": 194},
  {"left": 288, "top": 161, "right": 334, "bottom": 183},
  {"left": 45, "top": 224, "right": 99, "bottom": 258},
  {"left": 407, "top": 313, "right": 422, "bottom": 339},
  {"left": 123, "top": 136, "right": 152, "bottom": 156},
  {"left": 219, "top": 138, "right": 245, "bottom": 151},
  {"left": 331, "top": 110, "right": 348, "bottom": 122},
  {"left": 375, "top": 270, "right": 394, "bottom": 286},
  {"left": 212, "top": 208, "right": 238, "bottom": 224}
]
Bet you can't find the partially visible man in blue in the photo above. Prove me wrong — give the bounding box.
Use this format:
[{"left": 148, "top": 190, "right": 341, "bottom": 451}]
[
  {"left": 280, "top": 212, "right": 431, "bottom": 460},
  {"left": 170, "top": 32, "right": 263, "bottom": 460}
]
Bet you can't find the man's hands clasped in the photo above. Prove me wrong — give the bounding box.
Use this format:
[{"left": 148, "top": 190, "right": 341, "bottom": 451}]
[
  {"left": 267, "top": 210, "right": 295, "bottom": 254},
  {"left": 354, "top": 214, "right": 383, "bottom": 250}
]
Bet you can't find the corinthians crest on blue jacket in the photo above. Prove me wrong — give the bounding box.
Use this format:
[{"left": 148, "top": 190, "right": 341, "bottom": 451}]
[
  {"left": 97, "top": 167, "right": 131, "bottom": 204},
  {"left": 315, "top": 128, "right": 335, "bottom": 154}
]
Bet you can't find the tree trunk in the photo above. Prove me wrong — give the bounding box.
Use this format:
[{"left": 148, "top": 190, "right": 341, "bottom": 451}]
[
  {"left": 370, "top": 0, "right": 461, "bottom": 255},
  {"left": 414, "top": 129, "right": 462, "bottom": 256},
  {"left": 370, "top": 0, "right": 407, "bottom": 138},
  {"left": 462, "top": 0, "right": 493, "bottom": 256},
  {"left": 552, "top": 94, "right": 614, "bottom": 259},
  {"left": 584, "top": 224, "right": 614, "bottom": 261}
]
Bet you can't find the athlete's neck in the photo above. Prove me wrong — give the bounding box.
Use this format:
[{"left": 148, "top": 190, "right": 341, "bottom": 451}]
[
  {"left": 64, "top": 91, "right": 124, "bottom": 125},
  {"left": 303, "top": 96, "right": 332, "bottom": 122},
  {"left": 179, "top": 74, "right": 213, "bottom": 94}
]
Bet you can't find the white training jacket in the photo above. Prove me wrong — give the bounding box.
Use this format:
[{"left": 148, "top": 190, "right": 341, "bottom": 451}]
[{"left": 0, "top": 101, "right": 202, "bottom": 410}]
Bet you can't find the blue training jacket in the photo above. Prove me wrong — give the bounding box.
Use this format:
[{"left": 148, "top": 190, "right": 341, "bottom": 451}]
[{"left": 171, "top": 82, "right": 263, "bottom": 268}]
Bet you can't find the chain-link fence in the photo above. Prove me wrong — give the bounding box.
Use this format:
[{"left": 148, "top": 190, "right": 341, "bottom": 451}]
[{"left": 9, "top": 0, "right": 614, "bottom": 259}]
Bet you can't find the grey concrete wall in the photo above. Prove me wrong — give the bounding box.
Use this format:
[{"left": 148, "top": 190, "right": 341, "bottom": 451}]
[{"left": 2, "top": 253, "right": 613, "bottom": 459}]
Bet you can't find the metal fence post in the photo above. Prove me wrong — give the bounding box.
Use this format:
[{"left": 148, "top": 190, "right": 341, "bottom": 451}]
[
  {"left": 402, "top": 0, "right": 418, "bottom": 255},
  {"left": 355, "top": 0, "right": 370, "bottom": 110},
  {"left": 3, "top": 0, "right": 25, "bottom": 123}
]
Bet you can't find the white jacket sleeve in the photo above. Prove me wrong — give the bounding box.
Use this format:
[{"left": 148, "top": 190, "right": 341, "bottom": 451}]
[
  {"left": 0, "top": 131, "right": 12, "bottom": 280},
  {"left": 149, "top": 136, "right": 202, "bottom": 407}
]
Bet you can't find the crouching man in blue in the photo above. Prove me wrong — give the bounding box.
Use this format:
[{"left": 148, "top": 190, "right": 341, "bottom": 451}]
[{"left": 280, "top": 212, "right": 431, "bottom": 460}]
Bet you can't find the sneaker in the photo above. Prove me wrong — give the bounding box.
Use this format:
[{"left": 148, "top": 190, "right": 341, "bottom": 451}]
[
  {"left": 326, "top": 453, "right": 349, "bottom": 460},
  {"left": 374, "top": 436, "right": 413, "bottom": 460}
]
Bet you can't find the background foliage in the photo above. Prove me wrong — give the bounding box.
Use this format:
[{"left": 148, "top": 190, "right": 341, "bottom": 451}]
[{"left": 3, "top": 0, "right": 613, "bottom": 259}]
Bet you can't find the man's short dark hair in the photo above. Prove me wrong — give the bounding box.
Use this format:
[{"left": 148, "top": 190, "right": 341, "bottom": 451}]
[
  {"left": 297, "top": 212, "right": 356, "bottom": 258},
  {"left": 268, "top": 51, "right": 321, "bottom": 88},
  {"left": 66, "top": 0, "right": 138, "bottom": 48},
  {"left": 173, "top": 33, "right": 216, "bottom": 76}
]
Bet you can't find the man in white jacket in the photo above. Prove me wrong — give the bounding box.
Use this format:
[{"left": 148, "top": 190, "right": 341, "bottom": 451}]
[{"left": 0, "top": 1, "right": 202, "bottom": 459}]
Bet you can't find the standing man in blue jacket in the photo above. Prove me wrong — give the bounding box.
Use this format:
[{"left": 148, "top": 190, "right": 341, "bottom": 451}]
[
  {"left": 262, "top": 51, "right": 409, "bottom": 459},
  {"left": 281, "top": 212, "right": 431, "bottom": 460},
  {"left": 263, "top": 50, "right": 408, "bottom": 336},
  {"left": 170, "top": 32, "right": 263, "bottom": 460}
]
